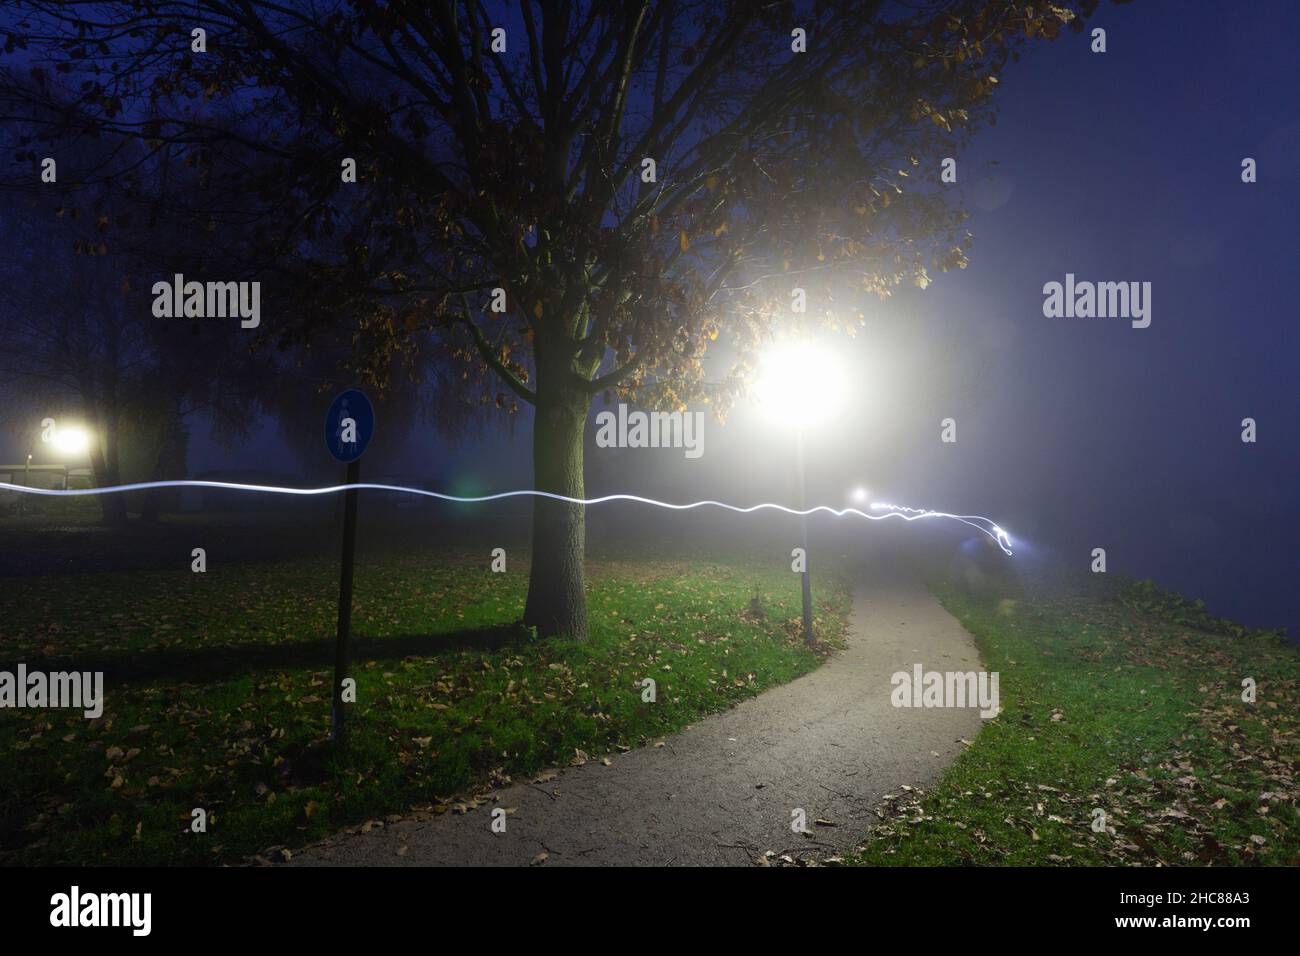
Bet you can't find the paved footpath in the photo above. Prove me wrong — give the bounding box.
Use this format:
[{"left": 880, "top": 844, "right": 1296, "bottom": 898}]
[{"left": 286, "top": 570, "right": 985, "bottom": 866}]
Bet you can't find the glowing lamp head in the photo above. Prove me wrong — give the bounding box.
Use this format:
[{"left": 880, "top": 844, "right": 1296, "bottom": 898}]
[
  {"left": 753, "top": 340, "right": 847, "bottom": 429},
  {"left": 851, "top": 486, "right": 869, "bottom": 504},
  {"left": 52, "top": 425, "right": 91, "bottom": 458}
]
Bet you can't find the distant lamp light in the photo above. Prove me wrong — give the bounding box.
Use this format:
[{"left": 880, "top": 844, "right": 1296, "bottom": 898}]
[
  {"left": 51, "top": 425, "right": 91, "bottom": 458},
  {"left": 851, "top": 486, "right": 869, "bottom": 504}
]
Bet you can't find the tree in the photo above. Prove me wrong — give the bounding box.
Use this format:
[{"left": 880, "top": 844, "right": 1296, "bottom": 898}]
[{"left": 0, "top": 0, "right": 1097, "bottom": 633}]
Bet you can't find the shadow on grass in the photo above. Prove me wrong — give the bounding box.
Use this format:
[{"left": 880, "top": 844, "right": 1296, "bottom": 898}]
[{"left": 1, "top": 623, "right": 532, "bottom": 687}]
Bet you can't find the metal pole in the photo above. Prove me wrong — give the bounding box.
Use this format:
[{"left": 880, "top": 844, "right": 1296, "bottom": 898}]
[
  {"left": 331, "top": 458, "right": 361, "bottom": 745},
  {"left": 794, "top": 427, "right": 814, "bottom": 645}
]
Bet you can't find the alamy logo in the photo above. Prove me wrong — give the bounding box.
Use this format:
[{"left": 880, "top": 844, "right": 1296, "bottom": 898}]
[
  {"left": 50, "top": 886, "right": 151, "bottom": 936},
  {"left": 891, "top": 664, "right": 1000, "bottom": 718},
  {"left": 151, "top": 273, "right": 261, "bottom": 328},
  {"left": 0, "top": 665, "right": 103, "bottom": 718},
  {"left": 595, "top": 403, "right": 704, "bottom": 459},
  {"left": 1042, "top": 273, "right": 1151, "bottom": 328}
]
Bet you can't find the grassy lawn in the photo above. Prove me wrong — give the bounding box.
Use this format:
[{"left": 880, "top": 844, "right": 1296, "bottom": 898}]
[
  {"left": 844, "top": 577, "right": 1299, "bottom": 866},
  {"left": 0, "top": 548, "right": 850, "bottom": 865}
]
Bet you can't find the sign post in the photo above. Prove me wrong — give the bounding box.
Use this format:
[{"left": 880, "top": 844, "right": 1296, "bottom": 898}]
[{"left": 325, "top": 389, "right": 374, "bottom": 746}]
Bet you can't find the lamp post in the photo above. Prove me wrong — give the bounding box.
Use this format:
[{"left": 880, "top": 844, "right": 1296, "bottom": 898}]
[
  {"left": 755, "top": 340, "right": 846, "bottom": 647},
  {"left": 793, "top": 425, "right": 814, "bottom": 645}
]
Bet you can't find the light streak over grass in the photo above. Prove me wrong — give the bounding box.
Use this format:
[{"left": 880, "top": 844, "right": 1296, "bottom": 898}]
[{"left": 1, "top": 480, "right": 1014, "bottom": 554}]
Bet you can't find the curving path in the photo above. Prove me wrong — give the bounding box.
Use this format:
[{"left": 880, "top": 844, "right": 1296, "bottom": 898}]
[{"left": 286, "top": 571, "right": 986, "bottom": 866}]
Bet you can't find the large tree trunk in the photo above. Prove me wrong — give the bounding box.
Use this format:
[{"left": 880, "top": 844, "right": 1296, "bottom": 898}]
[{"left": 522, "top": 357, "right": 589, "bottom": 639}]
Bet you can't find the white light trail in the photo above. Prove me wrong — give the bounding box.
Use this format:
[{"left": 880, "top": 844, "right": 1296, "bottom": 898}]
[
  {"left": 870, "top": 502, "right": 1013, "bottom": 555},
  {"left": 0, "top": 480, "right": 1013, "bottom": 554}
]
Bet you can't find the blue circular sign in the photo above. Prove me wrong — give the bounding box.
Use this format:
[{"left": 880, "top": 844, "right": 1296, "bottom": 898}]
[{"left": 324, "top": 389, "right": 375, "bottom": 463}]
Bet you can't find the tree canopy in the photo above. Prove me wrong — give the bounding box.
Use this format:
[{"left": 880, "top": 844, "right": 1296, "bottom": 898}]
[{"left": 3, "top": 0, "right": 1097, "bottom": 414}]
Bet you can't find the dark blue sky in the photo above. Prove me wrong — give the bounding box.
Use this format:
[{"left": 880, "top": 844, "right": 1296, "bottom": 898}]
[{"left": 870, "top": 0, "right": 1300, "bottom": 633}]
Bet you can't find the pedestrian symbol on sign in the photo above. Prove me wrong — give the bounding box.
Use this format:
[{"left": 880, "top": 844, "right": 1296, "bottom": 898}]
[{"left": 324, "top": 389, "right": 373, "bottom": 463}]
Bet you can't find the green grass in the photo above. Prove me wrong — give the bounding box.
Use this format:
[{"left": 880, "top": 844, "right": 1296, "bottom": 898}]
[
  {"left": 844, "top": 577, "right": 1299, "bottom": 866},
  {"left": 1, "top": 550, "right": 850, "bottom": 865}
]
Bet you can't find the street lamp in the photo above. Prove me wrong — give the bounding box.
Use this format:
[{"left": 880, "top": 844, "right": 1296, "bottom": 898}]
[
  {"left": 33, "top": 422, "right": 93, "bottom": 496},
  {"left": 51, "top": 425, "right": 91, "bottom": 459},
  {"left": 754, "top": 340, "right": 847, "bottom": 645}
]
